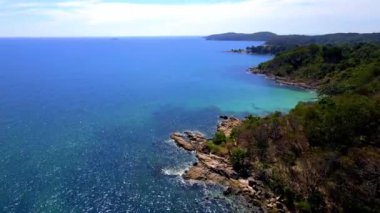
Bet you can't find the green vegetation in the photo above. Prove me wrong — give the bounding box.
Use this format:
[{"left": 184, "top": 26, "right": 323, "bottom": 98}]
[
  {"left": 213, "top": 132, "right": 227, "bottom": 145},
  {"left": 206, "top": 31, "right": 277, "bottom": 41},
  {"left": 300, "top": 95, "right": 380, "bottom": 149},
  {"left": 230, "top": 147, "right": 247, "bottom": 172},
  {"left": 225, "top": 43, "right": 380, "bottom": 212},
  {"left": 209, "top": 31, "right": 380, "bottom": 56},
  {"left": 258, "top": 43, "right": 380, "bottom": 95},
  {"left": 245, "top": 45, "right": 290, "bottom": 55},
  {"left": 206, "top": 31, "right": 380, "bottom": 46},
  {"left": 206, "top": 140, "right": 225, "bottom": 155},
  {"left": 267, "top": 33, "right": 380, "bottom": 46},
  {"left": 205, "top": 132, "right": 229, "bottom": 155}
]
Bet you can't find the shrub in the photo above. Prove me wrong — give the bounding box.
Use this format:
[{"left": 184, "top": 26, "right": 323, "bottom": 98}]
[
  {"left": 213, "top": 132, "right": 227, "bottom": 145},
  {"left": 230, "top": 148, "right": 248, "bottom": 172},
  {"left": 206, "top": 141, "right": 224, "bottom": 155}
]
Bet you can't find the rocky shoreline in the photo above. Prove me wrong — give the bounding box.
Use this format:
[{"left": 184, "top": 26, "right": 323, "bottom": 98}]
[
  {"left": 226, "top": 49, "right": 251, "bottom": 54},
  {"left": 170, "top": 116, "right": 288, "bottom": 212},
  {"left": 250, "top": 67, "right": 319, "bottom": 90},
  {"left": 227, "top": 51, "right": 318, "bottom": 90}
]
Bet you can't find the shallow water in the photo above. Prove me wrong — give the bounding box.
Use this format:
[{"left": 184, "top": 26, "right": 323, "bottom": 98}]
[{"left": 0, "top": 37, "right": 315, "bottom": 212}]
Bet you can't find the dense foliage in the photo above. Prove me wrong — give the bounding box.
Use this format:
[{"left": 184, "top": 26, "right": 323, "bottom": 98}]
[
  {"left": 245, "top": 45, "right": 290, "bottom": 55},
  {"left": 267, "top": 33, "right": 380, "bottom": 46},
  {"left": 227, "top": 43, "right": 380, "bottom": 212},
  {"left": 258, "top": 43, "right": 380, "bottom": 96},
  {"left": 297, "top": 95, "right": 380, "bottom": 149}
]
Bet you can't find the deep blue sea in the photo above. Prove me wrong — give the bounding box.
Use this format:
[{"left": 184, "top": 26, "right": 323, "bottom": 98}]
[{"left": 0, "top": 37, "right": 315, "bottom": 212}]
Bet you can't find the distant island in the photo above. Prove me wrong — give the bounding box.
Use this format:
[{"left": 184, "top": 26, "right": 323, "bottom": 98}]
[
  {"left": 171, "top": 36, "right": 380, "bottom": 212},
  {"left": 209, "top": 32, "right": 380, "bottom": 55},
  {"left": 206, "top": 31, "right": 278, "bottom": 41},
  {"left": 206, "top": 31, "right": 380, "bottom": 45}
]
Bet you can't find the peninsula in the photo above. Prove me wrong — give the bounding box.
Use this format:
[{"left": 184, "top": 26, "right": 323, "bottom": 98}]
[{"left": 171, "top": 40, "right": 380, "bottom": 212}]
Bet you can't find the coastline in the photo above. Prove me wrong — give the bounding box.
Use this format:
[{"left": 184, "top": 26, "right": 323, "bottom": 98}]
[
  {"left": 227, "top": 50, "right": 319, "bottom": 90},
  {"left": 167, "top": 57, "right": 317, "bottom": 212},
  {"left": 167, "top": 41, "right": 380, "bottom": 212},
  {"left": 170, "top": 116, "right": 288, "bottom": 212},
  {"left": 249, "top": 67, "right": 319, "bottom": 90}
]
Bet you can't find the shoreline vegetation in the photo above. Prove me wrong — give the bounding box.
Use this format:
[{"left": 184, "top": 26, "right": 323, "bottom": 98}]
[
  {"left": 170, "top": 35, "right": 380, "bottom": 212},
  {"left": 249, "top": 67, "right": 319, "bottom": 90},
  {"left": 171, "top": 117, "right": 289, "bottom": 212}
]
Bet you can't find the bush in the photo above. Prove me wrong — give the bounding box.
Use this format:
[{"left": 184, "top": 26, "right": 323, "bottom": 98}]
[
  {"left": 206, "top": 141, "right": 225, "bottom": 155},
  {"left": 213, "top": 132, "right": 227, "bottom": 145},
  {"left": 230, "top": 148, "right": 248, "bottom": 172}
]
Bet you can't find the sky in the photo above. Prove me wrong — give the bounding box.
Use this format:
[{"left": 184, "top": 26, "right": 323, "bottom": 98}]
[{"left": 0, "top": 0, "right": 379, "bottom": 37}]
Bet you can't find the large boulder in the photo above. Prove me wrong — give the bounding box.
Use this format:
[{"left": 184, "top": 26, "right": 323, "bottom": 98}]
[{"left": 170, "top": 132, "right": 195, "bottom": 151}]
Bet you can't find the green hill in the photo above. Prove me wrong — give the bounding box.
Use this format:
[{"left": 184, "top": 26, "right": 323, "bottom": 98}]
[
  {"left": 210, "top": 43, "right": 380, "bottom": 212},
  {"left": 206, "top": 32, "right": 380, "bottom": 46},
  {"left": 205, "top": 31, "right": 277, "bottom": 41},
  {"left": 211, "top": 32, "right": 380, "bottom": 55}
]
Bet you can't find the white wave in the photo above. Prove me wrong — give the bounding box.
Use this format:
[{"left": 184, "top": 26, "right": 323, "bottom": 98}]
[
  {"left": 164, "top": 139, "right": 177, "bottom": 147},
  {"left": 161, "top": 163, "right": 192, "bottom": 176},
  {"left": 161, "top": 167, "right": 187, "bottom": 176}
]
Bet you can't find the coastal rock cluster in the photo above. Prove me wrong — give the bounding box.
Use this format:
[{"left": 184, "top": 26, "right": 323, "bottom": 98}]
[
  {"left": 170, "top": 116, "right": 288, "bottom": 212},
  {"left": 217, "top": 116, "right": 241, "bottom": 138}
]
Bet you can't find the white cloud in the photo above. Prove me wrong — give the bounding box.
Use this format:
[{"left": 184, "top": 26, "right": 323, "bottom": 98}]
[{"left": 0, "top": 0, "right": 379, "bottom": 37}]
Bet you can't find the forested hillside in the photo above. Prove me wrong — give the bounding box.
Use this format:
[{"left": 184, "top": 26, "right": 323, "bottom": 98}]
[
  {"left": 209, "top": 32, "right": 380, "bottom": 55},
  {"left": 208, "top": 43, "right": 380, "bottom": 212},
  {"left": 206, "top": 32, "right": 380, "bottom": 45}
]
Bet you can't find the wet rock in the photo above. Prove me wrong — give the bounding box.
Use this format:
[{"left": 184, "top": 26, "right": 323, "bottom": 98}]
[
  {"left": 219, "top": 115, "right": 229, "bottom": 119},
  {"left": 170, "top": 132, "right": 194, "bottom": 151},
  {"left": 217, "top": 116, "right": 241, "bottom": 137},
  {"left": 184, "top": 131, "right": 206, "bottom": 143},
  {"left": 182, "top": 165, "right": 208, "bottom": 181}
]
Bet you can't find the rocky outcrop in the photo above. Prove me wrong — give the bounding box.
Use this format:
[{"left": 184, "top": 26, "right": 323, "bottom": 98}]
[
  {"left": 217, "top": 116, "right": 242, "bottom": 137},
  {"left": 170, "top": 132, "right": 195, "bottom": 151},
  {"left": 170, "top": 117, "right": 289, "bottom": 212},
  {"left": 196, "top": 153, "right": 238, "bottom": 179},
  {"left": 170, "top": 131, "right": 207, "bottom": 151}
]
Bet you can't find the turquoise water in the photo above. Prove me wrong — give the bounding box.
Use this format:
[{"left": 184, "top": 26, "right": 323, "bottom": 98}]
[{"left": 0, "top": 37, "right": 315, "bottom": 212}]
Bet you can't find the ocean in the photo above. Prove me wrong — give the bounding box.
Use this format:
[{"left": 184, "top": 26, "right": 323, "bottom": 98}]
[{"left": 0, "top": 37, "right": 315, "bottom": 212}]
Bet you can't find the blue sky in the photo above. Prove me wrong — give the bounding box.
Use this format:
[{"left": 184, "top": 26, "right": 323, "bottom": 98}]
[{"left": 0, "top": 0, "right": 379, "bottom": 37}]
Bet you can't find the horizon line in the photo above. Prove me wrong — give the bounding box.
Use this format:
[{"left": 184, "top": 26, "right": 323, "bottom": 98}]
[
  {"left": 0, "top": 35, "right": 207, "bottom": 39},
  {"left": 1, "top": 31, "right": 379, "bottom": 39}
]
